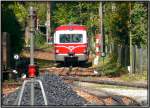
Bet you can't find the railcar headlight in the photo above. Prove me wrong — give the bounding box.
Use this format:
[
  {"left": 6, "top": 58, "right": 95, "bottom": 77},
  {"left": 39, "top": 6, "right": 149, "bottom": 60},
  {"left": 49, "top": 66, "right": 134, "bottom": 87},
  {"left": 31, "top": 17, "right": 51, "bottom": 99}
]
[
  {"left": 83, "top": 50, "right": 87, "bottom": 54},
  {"left": 56, "top": 50, "right": 59, "bottom": 54}
]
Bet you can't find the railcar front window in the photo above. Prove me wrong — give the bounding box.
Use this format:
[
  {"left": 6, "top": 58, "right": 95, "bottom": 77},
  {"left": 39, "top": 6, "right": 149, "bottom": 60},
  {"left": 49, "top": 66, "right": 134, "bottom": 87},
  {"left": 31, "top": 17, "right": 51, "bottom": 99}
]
[
  {"left": 59, "top": 34, "right": 83, "bottom": 43},
  {"left": 60, "top": 34, "right": 71, "bottom": 43}
]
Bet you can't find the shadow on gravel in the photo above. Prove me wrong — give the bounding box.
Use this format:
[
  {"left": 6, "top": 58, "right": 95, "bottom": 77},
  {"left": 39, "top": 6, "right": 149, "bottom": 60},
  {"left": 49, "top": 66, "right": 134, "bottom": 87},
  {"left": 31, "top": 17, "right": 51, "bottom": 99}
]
[
  {"left": 56, "top": 61, "right": 92, "bottom": 68},
  {"left": 19, "top": 56, "right": 92, "bottom": 68}
]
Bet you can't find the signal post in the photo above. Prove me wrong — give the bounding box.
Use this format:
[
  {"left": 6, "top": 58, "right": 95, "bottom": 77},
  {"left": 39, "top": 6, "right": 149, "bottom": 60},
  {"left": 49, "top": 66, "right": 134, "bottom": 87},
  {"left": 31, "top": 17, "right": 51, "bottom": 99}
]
[{"left": 15, "top": 6, "right": 48, "bottom": 106}]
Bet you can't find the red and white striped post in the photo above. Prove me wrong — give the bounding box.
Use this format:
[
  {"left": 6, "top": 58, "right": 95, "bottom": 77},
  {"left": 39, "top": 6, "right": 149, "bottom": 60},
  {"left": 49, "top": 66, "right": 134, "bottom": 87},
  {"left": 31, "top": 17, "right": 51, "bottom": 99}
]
[{"left": 93, "top": 34, "right": 101, "bottom": 66}]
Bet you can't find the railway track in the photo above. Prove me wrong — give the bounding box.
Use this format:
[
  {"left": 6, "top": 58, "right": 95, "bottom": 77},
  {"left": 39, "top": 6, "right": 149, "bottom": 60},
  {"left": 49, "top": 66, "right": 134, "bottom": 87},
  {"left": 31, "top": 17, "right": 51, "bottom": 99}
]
[
  {"left": 2, "top": 79, "right": 141, "bottom": 106},
  {"left": 41, "top": 66, "right": 147, "bottom": 105},
  {"left": 40, "top": 66, "right": 147, "bottom": 88},
  {"left": 2, "top": 66, "right": 146, "bottom": 106},
  {"left": 40, "top": 65, "right": 98, "bottom": 77}
]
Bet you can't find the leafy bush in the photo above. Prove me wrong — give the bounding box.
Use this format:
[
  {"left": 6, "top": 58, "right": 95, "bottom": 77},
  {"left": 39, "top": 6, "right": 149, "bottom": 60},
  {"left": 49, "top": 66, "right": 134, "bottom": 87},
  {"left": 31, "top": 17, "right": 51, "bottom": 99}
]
[
  {"left": 34, "top": 32, "right": 45, "bottom": 48},
  {"left": 96, "top": 55, "right": 128, "bottom": 77}
]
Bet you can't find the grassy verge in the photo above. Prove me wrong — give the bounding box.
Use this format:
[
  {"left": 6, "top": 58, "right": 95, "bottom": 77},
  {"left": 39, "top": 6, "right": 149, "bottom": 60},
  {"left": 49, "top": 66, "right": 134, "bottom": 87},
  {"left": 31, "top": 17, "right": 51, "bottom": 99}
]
[{"left": 120, "top": 71, "right": 147, "bottom": 82}]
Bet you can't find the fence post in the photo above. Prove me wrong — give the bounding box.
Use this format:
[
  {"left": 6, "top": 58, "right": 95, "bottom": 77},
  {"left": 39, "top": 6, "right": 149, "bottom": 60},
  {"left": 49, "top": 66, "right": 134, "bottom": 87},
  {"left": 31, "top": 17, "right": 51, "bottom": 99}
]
[
  {"left": 122, "top": 45, "right": 124, "bottom": 66},
  {"left": 132, "top": 45, "right": 136, "bottom": 73},
  {"left": 136, "top": 46, "right": 139, "bottom": 73},
  {"left": 117, "top": 45, "right": 121, "bottom": 65},
  {"left": 139, "top": 47, "right": 143, "bottom": 73},
  {"left": 124, "top": 45, "right": 128, "bottom": 67}
]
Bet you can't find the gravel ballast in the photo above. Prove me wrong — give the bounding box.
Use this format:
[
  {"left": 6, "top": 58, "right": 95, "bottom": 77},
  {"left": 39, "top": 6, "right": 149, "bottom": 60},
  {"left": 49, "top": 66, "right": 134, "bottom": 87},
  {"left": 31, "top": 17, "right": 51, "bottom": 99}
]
[{"left": 2, "top": 73, "right": 87, "bottom": 106}]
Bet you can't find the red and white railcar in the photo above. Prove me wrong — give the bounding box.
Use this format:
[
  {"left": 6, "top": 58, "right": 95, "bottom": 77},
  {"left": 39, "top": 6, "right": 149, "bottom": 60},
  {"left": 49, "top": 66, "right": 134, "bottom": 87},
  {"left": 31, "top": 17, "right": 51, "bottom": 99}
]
[{"left": 54, "top": 24, "right": 89, "bottom": 63}]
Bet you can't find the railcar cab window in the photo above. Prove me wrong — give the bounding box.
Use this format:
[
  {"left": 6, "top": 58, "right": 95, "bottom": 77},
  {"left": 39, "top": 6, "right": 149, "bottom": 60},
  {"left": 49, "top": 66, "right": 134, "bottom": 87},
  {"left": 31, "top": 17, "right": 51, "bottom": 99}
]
[{"left": 59, "top": 34, "right": 83, "bottom": 43}]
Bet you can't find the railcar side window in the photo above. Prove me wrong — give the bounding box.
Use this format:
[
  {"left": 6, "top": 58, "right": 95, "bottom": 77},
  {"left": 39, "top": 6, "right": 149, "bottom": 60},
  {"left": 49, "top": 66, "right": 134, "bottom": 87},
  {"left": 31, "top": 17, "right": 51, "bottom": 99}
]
[{"left": 59, "top": 34, "right": 83, "bottom": 43}]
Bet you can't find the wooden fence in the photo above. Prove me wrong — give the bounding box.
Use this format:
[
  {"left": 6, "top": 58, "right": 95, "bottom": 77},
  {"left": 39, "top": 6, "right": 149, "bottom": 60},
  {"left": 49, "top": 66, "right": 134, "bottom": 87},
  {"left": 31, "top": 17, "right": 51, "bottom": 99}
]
[
  {"left": 132, "top": 45, "right": 147, "bottom": 73},
  {"left": 105, "top": 44, "right": 147, "bottom": 73}
]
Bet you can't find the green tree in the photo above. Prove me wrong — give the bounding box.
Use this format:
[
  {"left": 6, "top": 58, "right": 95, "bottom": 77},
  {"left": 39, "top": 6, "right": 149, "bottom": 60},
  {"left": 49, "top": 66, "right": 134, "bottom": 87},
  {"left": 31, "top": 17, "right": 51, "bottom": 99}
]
[
  {"left": 103, "top": 2, "right": 131, "bottom": 68},
  {"left": 2, "top": 2, "right": 24, "bottom": 53},
  {"left": 130, "top": 3, "right": 148, "bottom": 47},
  {"left": 52, "top": 2, "right": 78, "bottom": 25},
  {"left": 2, "top": 2, "right": 24, "bottom": 67},
  {"left": 103, "top": 2, "right": 116, "bottom": 50},
  {"left": 1, "top": 1, "right": 47, "bottom": 65},
  {"left": 24, "top": 2, "right": 47, "bottom": 25},
  {"left": 10, "top": 2, "right": 28, "bottom": 29}
]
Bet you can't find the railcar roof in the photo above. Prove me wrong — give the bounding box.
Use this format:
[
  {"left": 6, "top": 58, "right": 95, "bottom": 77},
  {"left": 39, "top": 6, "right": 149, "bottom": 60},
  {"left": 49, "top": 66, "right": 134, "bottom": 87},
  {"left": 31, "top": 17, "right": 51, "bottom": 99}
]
[{"left": 55, "top": 25, "right": 87, "bottom": 31}]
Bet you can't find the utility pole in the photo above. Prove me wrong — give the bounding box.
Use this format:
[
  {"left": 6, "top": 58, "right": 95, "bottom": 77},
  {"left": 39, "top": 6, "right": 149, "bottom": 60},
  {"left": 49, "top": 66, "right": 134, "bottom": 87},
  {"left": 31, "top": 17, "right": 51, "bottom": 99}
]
[
  {"left": 148, "top": 2, "right": 150, "bottom": 77},
  {"left": 29, "top": 6, "right": 35, "bottom": 65},
  {"left": 99, "top": 2, "right": 103, "bottom": 53},
  {"left": 46, "top": 2, "right": 51, "bottom": 44},
  {"left": 93, "top": 2, "right": 103, "bottom": 66}
]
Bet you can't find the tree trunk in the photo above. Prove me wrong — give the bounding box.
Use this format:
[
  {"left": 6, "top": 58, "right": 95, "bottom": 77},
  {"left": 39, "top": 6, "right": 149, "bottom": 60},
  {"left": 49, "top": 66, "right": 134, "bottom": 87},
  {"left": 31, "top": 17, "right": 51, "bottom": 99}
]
[
  {"left": 2, "top": 32, "right": 10, "bottom": 70},
  {"left": 46, "top": 2, "right": 51, "bottom": 44}
]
